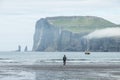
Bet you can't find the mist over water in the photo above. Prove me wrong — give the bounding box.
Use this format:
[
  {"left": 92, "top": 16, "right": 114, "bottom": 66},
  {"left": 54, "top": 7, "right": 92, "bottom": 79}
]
[{"left": 84, "top": 27, "right": 120, "bottom": 39}]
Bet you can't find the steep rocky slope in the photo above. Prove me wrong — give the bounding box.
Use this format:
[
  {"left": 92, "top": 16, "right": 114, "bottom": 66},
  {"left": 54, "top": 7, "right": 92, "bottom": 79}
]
[{"left": 32, "top": 16, "right": 120, "bottom": 52}]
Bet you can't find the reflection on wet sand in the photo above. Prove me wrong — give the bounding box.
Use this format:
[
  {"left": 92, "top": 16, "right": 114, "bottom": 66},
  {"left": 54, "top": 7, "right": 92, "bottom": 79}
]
[
  {"left": 35, "top": 69, "right": 115, "bottom": 80},
  {"left": 34, "top": 65, "right": 120, "bottom": 80},
  {"left": 1, "top": 64, "right": 120, "bottom": 80}
]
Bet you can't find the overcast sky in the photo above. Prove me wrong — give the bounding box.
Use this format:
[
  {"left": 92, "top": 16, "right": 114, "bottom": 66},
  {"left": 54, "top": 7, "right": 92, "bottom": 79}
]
[{"left": 0, "top": 0, "right": 120, "bottom": 51}]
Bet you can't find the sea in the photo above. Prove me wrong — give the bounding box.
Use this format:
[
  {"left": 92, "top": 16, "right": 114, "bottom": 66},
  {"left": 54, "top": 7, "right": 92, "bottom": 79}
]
[
  {"left": 0, "top": 52, "right": 120, "bottom": 65},
  {"left": 0, "top": 52, "right": 120, "bottom": 80}
]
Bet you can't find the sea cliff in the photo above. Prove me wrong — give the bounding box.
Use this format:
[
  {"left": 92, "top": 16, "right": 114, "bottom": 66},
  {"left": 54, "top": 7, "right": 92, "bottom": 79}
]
[{"left": 32, "top": 16, "right": 120, "bottom": 52}]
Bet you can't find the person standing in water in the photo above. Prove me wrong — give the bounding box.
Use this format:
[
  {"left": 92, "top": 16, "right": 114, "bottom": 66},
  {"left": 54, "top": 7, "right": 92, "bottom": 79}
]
[{"left": 63, "top": 55, "right": 67, "bottom": 66}]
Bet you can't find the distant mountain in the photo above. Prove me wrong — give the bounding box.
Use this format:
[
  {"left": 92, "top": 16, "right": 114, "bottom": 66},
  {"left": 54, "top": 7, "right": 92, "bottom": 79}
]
[{"left": 32, "top": 16, "right": 120, "bottom": 52}]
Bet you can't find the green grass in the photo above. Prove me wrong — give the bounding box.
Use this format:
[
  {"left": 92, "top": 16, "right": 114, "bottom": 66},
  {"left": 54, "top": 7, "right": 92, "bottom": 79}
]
[{"left": 47, "top": 16, "right": 117, "bottom": 33}]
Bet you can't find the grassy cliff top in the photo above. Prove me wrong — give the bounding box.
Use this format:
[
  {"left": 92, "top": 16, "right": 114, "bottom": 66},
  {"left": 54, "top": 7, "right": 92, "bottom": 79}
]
[{"left": 46, "top": 16, "right": 117, "bottom": 33}]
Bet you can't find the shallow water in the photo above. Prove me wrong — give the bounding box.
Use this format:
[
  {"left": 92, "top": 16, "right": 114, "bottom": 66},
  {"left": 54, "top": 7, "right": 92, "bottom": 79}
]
[
  {"left": 0, "top": 52, "right": 120, "bottom": 64},
  {"left": 0, "top": 52, "right": 120, "bottom": 80}
]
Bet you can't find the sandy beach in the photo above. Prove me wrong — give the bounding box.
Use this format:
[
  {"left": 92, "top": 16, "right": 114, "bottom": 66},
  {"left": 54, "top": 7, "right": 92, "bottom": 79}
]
[
  {"left": 1, "top": 52, "right": 120, "bottom": 80},
  {"left": 1, "top": 63, "right": 120, "bottom": 80}
]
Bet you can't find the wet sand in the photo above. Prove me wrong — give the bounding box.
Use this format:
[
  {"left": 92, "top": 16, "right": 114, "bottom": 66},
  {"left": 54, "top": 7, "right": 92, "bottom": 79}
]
[
  {"left": 5, "top": 63, "right": 120, "bottom": 70},
  {"left": 1, "top": 63, "right": 120, "bottom": 80}
]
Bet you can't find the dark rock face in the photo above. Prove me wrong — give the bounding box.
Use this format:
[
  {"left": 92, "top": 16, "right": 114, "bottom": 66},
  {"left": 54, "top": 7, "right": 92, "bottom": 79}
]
[{"left": 32, "top": 17, "right": 120, "bottom": 52}]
